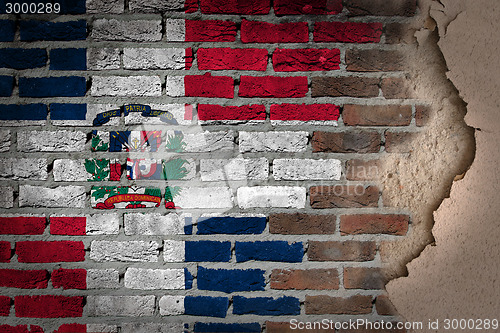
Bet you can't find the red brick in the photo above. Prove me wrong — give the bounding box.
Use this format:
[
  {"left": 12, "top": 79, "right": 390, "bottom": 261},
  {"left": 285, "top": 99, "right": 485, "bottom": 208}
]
[
  {"left": 376, "top": 295, "right": 399, "bottom": 315},
  {"left": 0, "top": 296, "right": 11, "bottom": 316},
  {"left": 312, "top": 76, "right": 379, "bottom": 97},
  {"left": 0, "top": 269, "right": 49, "bottom": 289},
  {"left": 314, "top": 22, "right": 382, "bottom": 43},
  {"left": 269, "top": 213, "right": 336, "bottom": 234},
  {"left": 386, "top": 23, "right": 417, "bottom": 44},
  {"left": 0, "top": 325, "right": 43, "bottom": 333},
  {"left": 274, "top": 0, "right": 342, "bottom": 15},
  {"left": 185, "top": 48, "right": 193, "bottom": 70},
  {"left": 239, "top": 76, "right": 308, "bottom": 98},
  {"left": 197, "top": 48, "right": 268, "bottom": 71},
  {"left": 340, "top": 214, "right": 409, "bottom": 235},
  {"left": 308, "top": 241, "right": 376, "bottom": 261},
  {"left": 241, "top": 20, "right": 308, "bottom": 43},
  {"left": 344, "top": 267, "right": 385, "bottom": 289},
  {"left": 273, "top": 48, "right": 340, "bottom": 71},
  {"left": 305, "top": 295, "right": 372, "bottom": 314},
  {"left": 312, "top": 131, "right": 381, "bottom": 153},
  {"left": 415, "top": 105, "right": 431, "bottom": 127},
  {"left": 184, "top": 0, "right": 198, "bottom": 13},
  {"left": 346, "top": 49, "right": 406, "bottom": 72},
  {"left": 0, "top": 217, "right": 45, "bottom": 235},
  {"left": 381, "top": 77, "right": 414, "bottom": 99},
  {"left": 343, "top": 104, "right": 412, "bottom": 126},
  {"left": 185, "top": 74, "right": 234, "bottom": 98},
  {"left": 15, "top": 295, "right": 84, "bottom": 318},
  {"left": 200, "top": 0, "right": 270, "bottom": 14},
  {"left": 185, "top": 20, "right": 236, "bottom": 42},
  {"left": 346, "top": 159, "right": 381, "bottom": 181},
  {"left": 110, "top": 161, "right": 122, "bottom": 181},
  {"left": 55, "top": 324, "right": 86, "bottom": 333},
  {"left": 52, "top": 269, "right": 86, "bottom": 290},
  {"left": 271, "top": 269, "right": 339, "bottom": 290},
  {"left": 198, "top": 104, "right": 266, "bottom": 121},
  {"left": 310, "top": 185, "right": 379, "bottom": 208},
  {"left": 0, "top": 241, "right": 11, "bottom": 262},
  {"left": 345, "top": 0, "right": 416, "bottom": 16},
  {"left": 16, "top": 241, "right": 85, "bottom": 263},
  {"left": 270, "top": 104, "right": 340, "bottom": 121},
  {"left": 385, "top": 132, "right": 418, "bottom": 153},
  {"left": 50, "top": 216, "right": 86, "bottom": 235}
]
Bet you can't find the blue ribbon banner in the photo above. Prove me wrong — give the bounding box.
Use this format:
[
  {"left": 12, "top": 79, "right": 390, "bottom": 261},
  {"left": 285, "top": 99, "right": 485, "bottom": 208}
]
[{"left": 92, "top": 104, "right": 179, "bottom": 126}]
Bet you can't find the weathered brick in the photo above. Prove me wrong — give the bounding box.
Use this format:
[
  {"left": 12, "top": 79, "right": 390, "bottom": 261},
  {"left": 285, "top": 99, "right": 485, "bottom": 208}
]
[
  {"left": 15, "top": 296, "right": 84, "bottom": 318},
  {"left": 266, "top": 322, "right": 331, "bottom": 333},
  {"left": 236, "top": 241, "right": 303, "bottom": 262},
  {"left": 16, "top": 241, "right": 84, "bottom": 263},
  {"left": 201, "top": 158, "right": 268, "bottom": 181},
  {"left": 0, "top": 49, "right": 47, "bottom": 69},
  {"left": 125, "top": 103, "right": 193, "bottom": 126},
  {"left": 385, "top": 132, "right": 418, "bottom": 153},
  {"left": 20, "top": 20, "right": 86, "bottom": 41},
  {"left": 233, "top": 296, "right": 300, "bottom": 316},
  {"left": 86, "top": 269, "right": 120, "bottom": 289},
  {"left": 0, "top": 76, "right": 14, "bottom": 97},
  {"left": 0, "top": 130, "right": 9, "bottom": 152},
  {"left": 0, "top": 159, "right": 47, "bottom": 180},
  {"left": 310, "top": 185, "right": 379, "bottom": 208},
  {"left": 50, "top": 48, "right": 86, "bottom": 71},
  {"left": 91, "top": 76, "right": 161, "bottom": 97},
  {"left": 170, "top": 187, "right": 233, "bottom": 209},
  {"left": 0, "top": 269, "right": 48, "bottom": 289},
  {"left": 167, "top": 74, "right": 234, "bottom": 98},
  {"left": 308, "top": 241, "right": 376, "bottom": 261},
  {"left": 386, "top": 23, "right": 417, "bottom": 44},
  {"left": 346, "top": 159, "right": 381, "bottom": 180},
  {"left": 239, "top": 76, "right": 308, "bottom": 98},
  {"left": 129, "top": 0, "right": 184, "bottom": 12},
  {"left": 50, "top": 216, "right": 85, "bottom": 236},
  {"left": 346, "top": 49, "right": 406, "bottom": 72},
  {"left": 164, "top": 240, "right": 185, "bottom": 262},
  {"left": 238, "top": 186, "right": 306, "bottom": 209},
  {"left": 343, "top": 105, "right": 412, "bottom": 126},
  {"left": 345, "top": 0, "right": 417, "bottom": 16},
  {"left": 186, "top": 241, "right": 231, "bottom": 262},
  {"left": 92, "top": 19, "right": 162, "bottom": 42},
  {"left": 0, "top": 104, "right": 47, "bottom": 124},
  {"left": 197, "top": 214, "right": 266, "bottom": 235},
  {"left": 87, "top": 296, "right": 155, "bottom": 317},
  {"left": 273, "top": 49, "right": 340, "bottom": 71},
  {"left": 270, "top": 103, "right": 340, "bottom": 124},
  {"left": 195, "top": 323, "right": 261, "bottom": 332},
  {"left": 90, "top": 240, "right": 159, "bottom": 262},
  {"left": 314, "top": 22, "right": 383, "bottom": 43},
  {"left": 87, "top": 48, "right": 120, "bottom": 70},
  {"left": 270, "top": 213, "right": 336, "bottom": 234},
  {"left": 344, "top": 267, "right": 385, "bottom": 289},
  {"left": 185, "top": 296, "right": 228, "bottom": 318},
  {"left": 0, "top": 20, "right": 15, "bottom": 41},
  {"left": 239, "top": 131, "right": 308, "bottom": 153},
  {"left": 0, "top": 296, "right": 10, "bottom": 316},
  {"left": 198, "top": 48, "right": 268, "bottom": 71},
  {"left": 376, "top": 295, "right": 399, "bottom": 315},
  {"left": 87, "top": 0, "right": 124, "bottom": 13},
  {"left": 197, "top": 266, "right": 265, "bottom": 292},
  {"left": 0, "top": 216, "right": 46, "bottom": 235},
  {"left": 312, "top": 131, "right": 381, "bottom": 153},
  {"left": 0, "top": 242, "right": 10, "bottom": 262},
  {"left": 165, "top": 130, "right": 234, "bottom": 152},
  {"left": 52, "top": 269, "right": 86, "bottom": 290},
  {"left": 271, "top": 269, "right": 339, "bottom": 290},
  {"left": 19, "top": 77, "right": 86, "bottom": 97},
  {"left": 186, "top": 20, "right": 236, "bottom": 42},
  {"left": 305, "top": 295, "right": 373, "bottom": 314},
  {"left": 0, "top": 187, "right": 13, "bottom": 208},
  {"left": 53, "top": 159, "right": 112, "bottom": 182},
  {"left": 241, "top": 20, "right": 308, "bottom": 43},
  {"left": 159, "top": 296, "right": 184, "bottom": 316},
  {"left": 274, "top": 0, "right": 342, "bottom": 15},
  {"left": 19, "top": 185, "right": 85, "bottom": 208},
  {"left": 121, "top": 323, "right": 183, "bottom": 333},
  {"left": 200, "top": 0, "right": 270, "bottom": 14},
  {"left": 123, "top": 48, "right": 189, "bottom": 70},
  {"left": 198, "top": 104, "right": 266, "bottom": 124},
  {"left": 311, "top": 76, "right": 380, "bottom": 97},
  {"left": 273, "top": 159, "right": 341, "bottom": 180},
  {"left": 416, "top": 105, "right": 431, "bottom": 127},
  {"left": 18, "top": 130, "right": 85, "bottom": 152},
  {"left": 381, "top": 77, "right": 414, "bottom": 99},
  {"left": 340, "top": 214, "right": 410, "bottom": 235},
  {"left": 124, "top": 213, "right": 184, "bottom": 235},
  {"left": 125, "top": 268, "right": 184, "bottom": 290}
]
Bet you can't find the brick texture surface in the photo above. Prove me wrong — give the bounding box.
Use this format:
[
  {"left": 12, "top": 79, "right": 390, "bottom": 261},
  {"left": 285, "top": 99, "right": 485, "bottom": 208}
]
[{"left": 0, "top": 1, "right": 422, "bottom": 330}]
